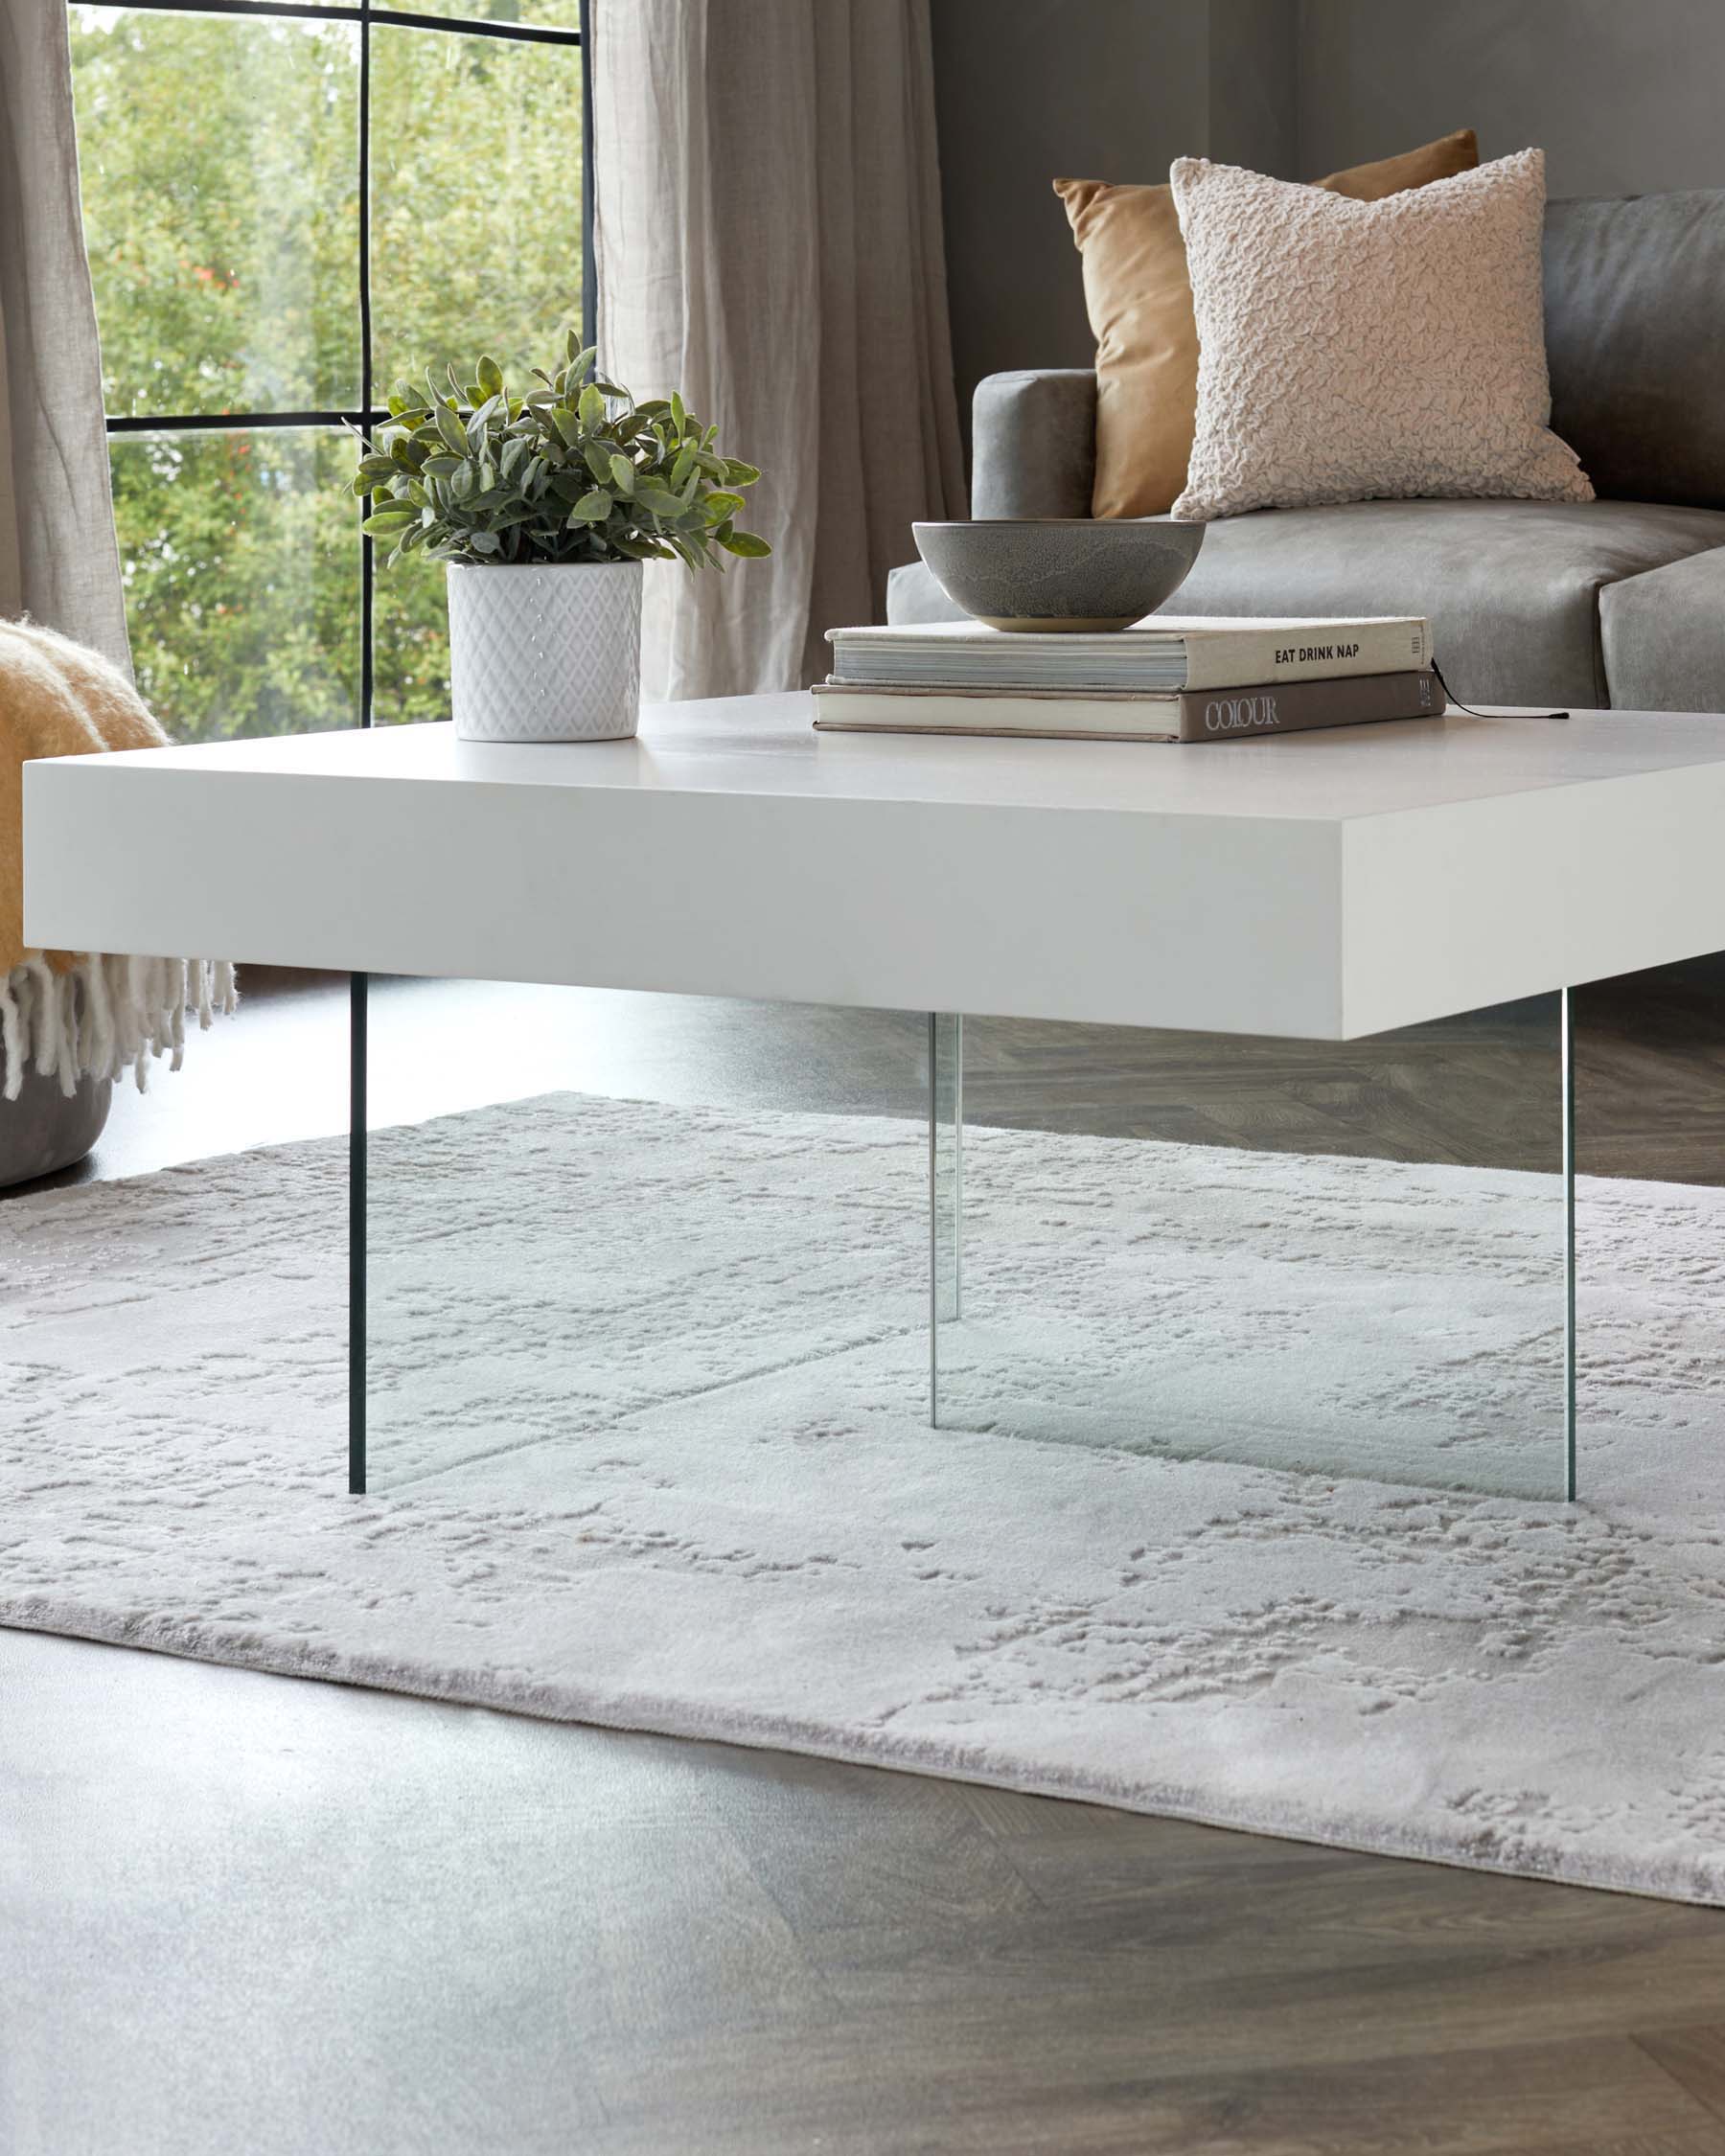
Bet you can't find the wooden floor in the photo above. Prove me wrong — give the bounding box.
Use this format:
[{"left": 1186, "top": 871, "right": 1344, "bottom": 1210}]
[{"left": 12, "top": 960, "right": 1725, "bottom": 2153}]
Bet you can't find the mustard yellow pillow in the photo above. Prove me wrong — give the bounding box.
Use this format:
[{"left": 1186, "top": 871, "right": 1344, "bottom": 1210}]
[{"left": 1054, "top": 129, "right": 1479, "bottom": 519}]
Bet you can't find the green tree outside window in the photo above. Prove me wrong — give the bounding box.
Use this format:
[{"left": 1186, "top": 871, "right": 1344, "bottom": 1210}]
[{"left": 69, "top": 2, "right": 586, "bottom": 741}]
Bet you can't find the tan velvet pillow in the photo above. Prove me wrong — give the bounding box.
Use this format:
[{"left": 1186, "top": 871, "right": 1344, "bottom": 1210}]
[{"left": 1054, "top": 128, "right": 1479, "bottom": 519}]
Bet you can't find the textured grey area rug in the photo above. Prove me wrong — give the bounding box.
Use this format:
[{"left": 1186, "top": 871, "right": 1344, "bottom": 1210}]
[{"left": 5, "top": 1093, "right": 1725, "bottom": 1904}]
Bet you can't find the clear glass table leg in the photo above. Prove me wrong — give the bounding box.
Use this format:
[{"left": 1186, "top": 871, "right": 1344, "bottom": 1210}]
[
  {"left": 926, "top": 995, "right": 1575, "bottom": 1501},
  {"left": 349, "top": 969, "right": 367, "bottom": 1496}
]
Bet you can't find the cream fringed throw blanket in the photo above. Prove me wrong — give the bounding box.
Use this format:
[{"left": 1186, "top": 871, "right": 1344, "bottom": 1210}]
[{"left": 0, "top": 620, "right": 235, "bottom": 1099}]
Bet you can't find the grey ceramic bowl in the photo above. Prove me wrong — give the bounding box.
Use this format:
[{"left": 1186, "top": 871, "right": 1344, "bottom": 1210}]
[{"left": 912, "top": 517, "right": 1205, "bottom": 632}]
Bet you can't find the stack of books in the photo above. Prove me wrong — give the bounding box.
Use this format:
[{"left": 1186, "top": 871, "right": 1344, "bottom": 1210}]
[{"left": 811, "top": 616, "right": 1442, "bottom": 744}]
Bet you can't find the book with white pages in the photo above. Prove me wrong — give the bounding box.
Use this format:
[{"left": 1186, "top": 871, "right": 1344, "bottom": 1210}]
[
  {"left": 812, "top": 669, "right": 1445, "bottom": 744},
  {"left": 826, "top": 615, "right": 1431, "bottom": 693}
]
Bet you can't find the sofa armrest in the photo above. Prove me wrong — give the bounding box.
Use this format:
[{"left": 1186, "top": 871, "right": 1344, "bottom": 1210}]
[
  {"left": 1599, "top": 544, "right": 1725, "bottom": 713},
  {"left": 972, "top": 370, "right": 1097, "bottom": 520}
]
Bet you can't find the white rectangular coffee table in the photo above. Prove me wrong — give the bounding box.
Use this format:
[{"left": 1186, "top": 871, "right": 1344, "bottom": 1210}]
[{"left": 25, "top": 696, "right": 1725, "bottom": 1497}]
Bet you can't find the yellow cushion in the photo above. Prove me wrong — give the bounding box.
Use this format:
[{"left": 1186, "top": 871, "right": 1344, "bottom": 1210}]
[{"left": 1054, "top": 129, "right": 1480, "bottom": 519}]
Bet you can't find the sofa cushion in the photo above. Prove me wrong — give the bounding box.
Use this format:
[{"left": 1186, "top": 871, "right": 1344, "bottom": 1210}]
[
  {"left": 1599, "top": 548, "right": 1725, "bottom": 713},
  {"left": 1054, "top": 129, "right": 1477, "bottom": 522},
  {"left": 886, "top": 500, "right": 1725, "bottom": 708},
  {"left": 1545, "top": 190, "right": 1725, "bottom": 511},
  {"left": 886, "top": 558, "right": 969, "bottom": 627},
  {"left": 888, "top": 497, "right": 1725, "bottom": 702},
  {"left": 1156, "top": 498, "right": 1725, "bottom": 707},
  {"left": 1171, "top": 150, "right": 1592, "bottom": 521}
]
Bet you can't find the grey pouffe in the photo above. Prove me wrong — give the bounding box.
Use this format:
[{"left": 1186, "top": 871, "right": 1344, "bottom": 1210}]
[{"left": 0, "top": 1046, "right": 111, "bottom": 1188}]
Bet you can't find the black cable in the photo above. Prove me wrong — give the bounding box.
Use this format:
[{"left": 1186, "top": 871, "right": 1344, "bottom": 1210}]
[{"left": 1432, "top": 657, "right": 1569, "bottom": 722}]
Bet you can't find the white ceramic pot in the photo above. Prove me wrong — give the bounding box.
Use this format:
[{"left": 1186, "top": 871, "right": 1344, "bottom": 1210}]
[{"left": 447, "top": 560, "right": 643, "bottom": 744}]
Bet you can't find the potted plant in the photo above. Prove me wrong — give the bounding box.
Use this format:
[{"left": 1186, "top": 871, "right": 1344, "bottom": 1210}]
[{"left": 351, "top": 335, "right": 770, "bottom": 743}]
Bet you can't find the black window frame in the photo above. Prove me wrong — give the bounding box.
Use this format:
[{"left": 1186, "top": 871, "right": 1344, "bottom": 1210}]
[{"left": 93, "top": 0, "right": 595, "bottom": 731}]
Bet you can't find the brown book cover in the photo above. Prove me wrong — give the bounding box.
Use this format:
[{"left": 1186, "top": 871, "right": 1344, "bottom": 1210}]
[{"left": 811, "top": 670, "right": 1445, "bottom": 744}]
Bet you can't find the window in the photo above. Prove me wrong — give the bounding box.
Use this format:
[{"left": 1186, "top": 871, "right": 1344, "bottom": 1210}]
[{"left": 70, "top": 0, "right": 590, "bottom": 741}]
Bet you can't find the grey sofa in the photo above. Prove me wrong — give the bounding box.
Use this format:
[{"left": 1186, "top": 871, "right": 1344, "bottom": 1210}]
[{"left": 889, "top": 189, "right": 1725, "bottom": 713}]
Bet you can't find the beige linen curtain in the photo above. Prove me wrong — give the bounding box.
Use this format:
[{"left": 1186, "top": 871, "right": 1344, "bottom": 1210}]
[
  {"left": 590, "top": 0, "right": 966, "bottom": 700},
  {"left": 0, "top": 0, "right": 128, "bottom": 669}
]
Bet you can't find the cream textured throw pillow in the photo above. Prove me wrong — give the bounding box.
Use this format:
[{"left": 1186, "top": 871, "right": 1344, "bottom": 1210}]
[
  {"left": 1169, "top": 148, "right": 1592, "bottom": 519},
  {"left": 1054, "top": 129, "right": 1478, "bottom": 519}
]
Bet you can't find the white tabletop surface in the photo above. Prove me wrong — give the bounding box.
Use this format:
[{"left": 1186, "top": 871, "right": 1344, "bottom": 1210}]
[
  {"left": 24, "top": 695, "right": 1725, "bottom": 1040},
  {"left": 58, "top": 692, "right": 1725, "bottom": 815}
]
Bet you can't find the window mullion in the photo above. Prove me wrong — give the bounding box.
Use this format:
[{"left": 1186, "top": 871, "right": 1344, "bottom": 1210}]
[{"left": 359, "top": 0, "right": 374, "bottom": 729}]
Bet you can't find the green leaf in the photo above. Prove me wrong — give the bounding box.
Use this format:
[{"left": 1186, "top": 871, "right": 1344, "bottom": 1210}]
[
  {"left": 633, "top": 482, "right": 685, "bottom": 517},
  {"left": 357, "top": 346, "right": 762, "bottom": 587}
]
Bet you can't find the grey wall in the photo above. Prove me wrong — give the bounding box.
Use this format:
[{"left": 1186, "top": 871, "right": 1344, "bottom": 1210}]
[
  {"left": 931, "top": 0, "right": 1305, "bottom": 431},
  {"left": 930, "top": 0, "right": 1209, "bottom": 424},
  {"left": 1208, "top": 0, "right": 1297, "bottom": 174},
  {"left": 1297, "top": 0, "right": 1725, "bottom": 200},
  {"left": 932, "top": 0, "right": 1725, "bottom": 447}
]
